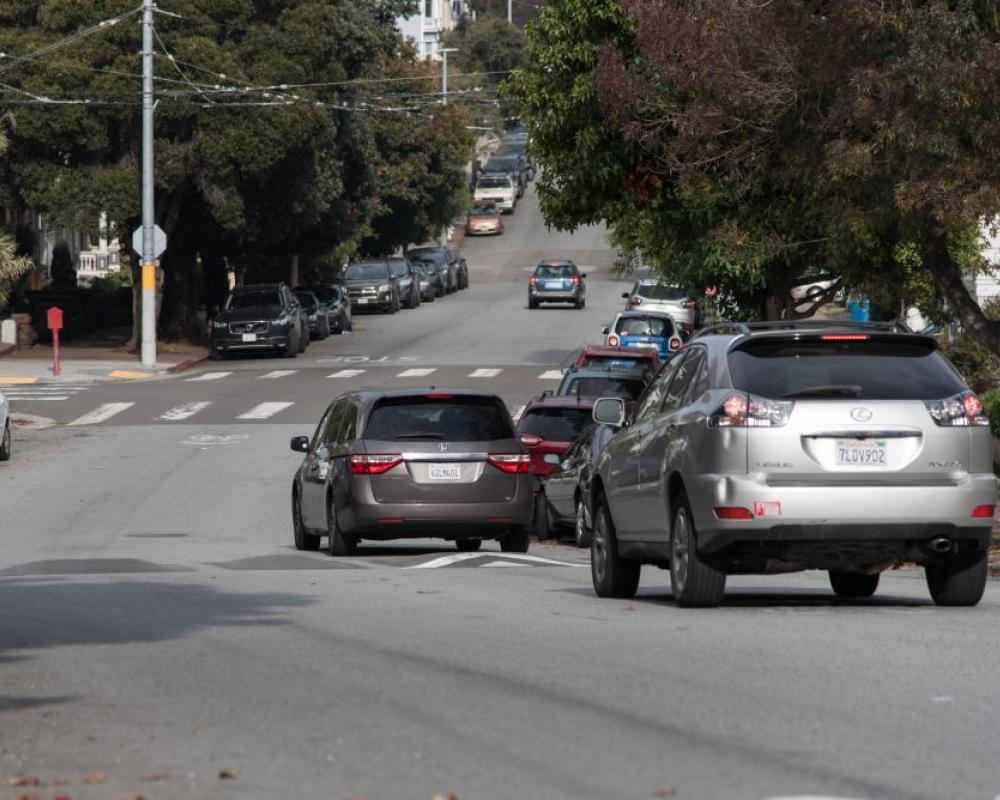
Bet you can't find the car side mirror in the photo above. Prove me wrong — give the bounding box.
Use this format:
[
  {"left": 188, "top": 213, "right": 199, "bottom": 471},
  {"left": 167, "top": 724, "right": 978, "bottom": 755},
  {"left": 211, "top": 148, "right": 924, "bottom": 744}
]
[
  {"left": 580, "top": 273, "right": 587, "bottom": 279},
  {"left": 602, "top": 326, "right": 610, "bottom": 335},
  {"left": 593, "top": 397, "right": 626, "bottom": 428},
  {"left": 621, "top": 292, "right": 629, "bottom": 299},
  {"left": 290, "top": 435, "right": 310, "bottom": 453}
]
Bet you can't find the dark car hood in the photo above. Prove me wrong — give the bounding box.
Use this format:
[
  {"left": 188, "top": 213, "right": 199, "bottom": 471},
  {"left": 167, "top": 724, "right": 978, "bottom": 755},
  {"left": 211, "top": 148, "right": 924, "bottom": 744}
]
[
  {"left": 342, "top": 277, "right": 390, "bottom": 289},
  {"left": 217, "top": 306, "right": 285, "bottom": 322}
]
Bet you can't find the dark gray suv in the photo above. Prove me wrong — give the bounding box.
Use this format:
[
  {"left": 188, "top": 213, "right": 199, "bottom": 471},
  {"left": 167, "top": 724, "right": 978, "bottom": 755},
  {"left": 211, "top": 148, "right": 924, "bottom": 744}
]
[{"left": 291, "top": 389, "right": 534, "bottom": 555}]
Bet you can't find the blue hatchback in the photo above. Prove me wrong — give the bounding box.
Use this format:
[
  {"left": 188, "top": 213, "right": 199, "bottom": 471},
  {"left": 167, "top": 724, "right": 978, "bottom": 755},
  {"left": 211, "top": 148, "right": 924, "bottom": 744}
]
[{"left": 603, "top": 311, "right": 683, "bottom": 360}]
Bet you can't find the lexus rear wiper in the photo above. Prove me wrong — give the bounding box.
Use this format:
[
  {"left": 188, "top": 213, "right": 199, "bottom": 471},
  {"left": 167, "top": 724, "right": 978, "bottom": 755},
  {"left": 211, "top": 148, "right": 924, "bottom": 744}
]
[
  {"left": 394, "top": 432, "right": 446, "bottom": 440},
  {"left": 782, "top": 385, "right": 863, "bottom": 398}
]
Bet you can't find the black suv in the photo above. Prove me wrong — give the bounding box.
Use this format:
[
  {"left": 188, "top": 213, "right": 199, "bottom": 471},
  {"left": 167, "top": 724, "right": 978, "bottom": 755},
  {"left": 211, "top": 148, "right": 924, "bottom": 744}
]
[
  {"left": 343, "top": 260, "right": 400, "bottom": 313},
  {"left": 387, "top": 256, "right": 422, "bottom": 309},
  {"left": 210, "top": 283, "right": 305, "bottom": 359},
  {"left": 408, "top": 246, "right": 469, "bottom": 293}
]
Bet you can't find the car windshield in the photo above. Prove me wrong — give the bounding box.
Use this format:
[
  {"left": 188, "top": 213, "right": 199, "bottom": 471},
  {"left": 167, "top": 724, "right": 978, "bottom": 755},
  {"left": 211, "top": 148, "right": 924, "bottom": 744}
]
[
  {"left": 226, "top": 291, "right": 281, "bottom": 310},
  {"left": 486, "top": 157, "right": 518, "bottom": 171},
  {"left": 388, "top": 260, "right": 409, "bottom": 277},
  {"left": 616, "top": 317, "right": 673, "bottom": 337},
  {"left": 636, "top": 284, "right": 689, "bottom": 301},
  {"left": 728, "top": 339, "right": 967, "bottom": 400},
  {"left": 298, "top": 285, "right": 335, "bottom": 303},
  {"left": 535, "top": 264, "right": 576, "bottom": 279},
  {"left": 579, "top": 356, "right": 648, "bottom": 370},
  {"left": 344, "top": 263, "right": 388, "bottom": 281},
  {"left": 517, "top": 407, "right": 594, "bottom": 441},
  {"left": 365, "top": 396, "right": 514, "bottom": 442},
  {"left": 409, "top": 249, "right": 445, "bottom": 267},
  {"left": 563, "top": 377, "right": 646, "bottom": 400},
  {"left": 477, "top": 176, "right": 510, "bottom": 189},
  {"left": 470, "top": 205, "right": 497, "bottom": 216},
  {"left": 293, "top": 292, "right": 318, "bottom": 311}
]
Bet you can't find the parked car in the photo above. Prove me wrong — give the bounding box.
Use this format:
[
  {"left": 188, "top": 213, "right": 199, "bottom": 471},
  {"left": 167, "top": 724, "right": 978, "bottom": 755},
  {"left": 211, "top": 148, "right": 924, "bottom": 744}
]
[
  {"left": 498, "top": 134, "right": 534, "bottom": 180},
  {"left": 293, "top": 289, "right": 331, "bottom": 340},
  {"left": 515, "top": 394, "right": 597, "bottom": 478},
  {"left": 473, "top": 175, "right": 516, "bottom": 213},
  {"left": 343, "top": 260, "right": 400, "bottom": 313},
  {"left": 411, "top": 258, "right": 444, "bottom": 300},
  {"left": 573, "top": 344, "right": 662, "bottom": 376},
  {"left": 296, "top": 283, "right": 352, "bottom": 334},
  {"left": 0, "top": 388, "right": 10, "bottom": 462},
  {"left": 587, "top": 321, "right": 996, "bottom": 607},
  {"left": 556, "top": 366, "right": 650, "bottom": 402},
  {"left": 290, "top": 389, "right": 533, "bottom": 554},
  {"left": 466, "top": 202, "right": 504, "bottom": 236},
  {"left": 387, "top": 256, "right": 422, "bottom": 309},
  {"left": 529, "top": 260, "right": 586, "bottom": 309},
  {"left": 622, "top": 280, "right": 702, "bottom": 334},
  {"left": 603, "top": 311, "right": 683, "bottom": 361},
  {"left": 544, "top": 423, "right": 615, "bottom": 547},
  {"left": 209, "top": 283, "right": 305, "bottom": 359},
  {"left": 408, "top": 246, "right": 468, "bottom": 292},
  {"left": 483, "top": 154, "right": 526, "bottom": 197}
]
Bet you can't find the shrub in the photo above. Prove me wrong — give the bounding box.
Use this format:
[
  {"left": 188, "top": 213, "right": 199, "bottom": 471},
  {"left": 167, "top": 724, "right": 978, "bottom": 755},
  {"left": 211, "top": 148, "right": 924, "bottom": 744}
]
[
  {"left": 981, "top": 390, "right": 1000, "bottom": 440},
  {"left": 944, "top": 336, "right": 1000, "bottom": 394}
]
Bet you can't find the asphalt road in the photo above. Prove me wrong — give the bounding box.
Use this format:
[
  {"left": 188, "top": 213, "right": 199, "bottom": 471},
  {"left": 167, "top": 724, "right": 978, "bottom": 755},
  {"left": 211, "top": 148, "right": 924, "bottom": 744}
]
[{"left": 3, "top": 186, "right": 1000, "bottom": 800}]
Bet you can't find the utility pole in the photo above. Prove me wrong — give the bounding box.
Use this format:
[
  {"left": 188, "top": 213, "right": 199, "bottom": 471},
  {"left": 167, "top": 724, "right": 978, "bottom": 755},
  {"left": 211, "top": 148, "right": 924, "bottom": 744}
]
[
  {"left": 440, "top": 47, "right": 457, "bottom": 106},
  {"left": 140, "top": 0, "right": 156, "bottom": 367},
  {"left": 508, "top": 0, "right": 512, "bottom": 24}
]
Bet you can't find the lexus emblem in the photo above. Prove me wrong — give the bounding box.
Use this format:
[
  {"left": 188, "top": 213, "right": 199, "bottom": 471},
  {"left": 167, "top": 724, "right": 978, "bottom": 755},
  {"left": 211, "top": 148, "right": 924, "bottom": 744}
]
[
  {"left": 439, "top": 442, "right": 449, "bottom": 452},
  {"left": 850, "top": 407, "right": 873, "bottom": 422}
]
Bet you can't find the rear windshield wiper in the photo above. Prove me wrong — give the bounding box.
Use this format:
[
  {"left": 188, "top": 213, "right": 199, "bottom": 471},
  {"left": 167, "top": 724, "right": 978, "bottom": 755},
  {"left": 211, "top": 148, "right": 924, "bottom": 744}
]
[
  {"left": 782, "top": 385, "right": 863, "bottom": 398},
  {"left": 393, "top": 432, "right": 446, "bottom": 440}
]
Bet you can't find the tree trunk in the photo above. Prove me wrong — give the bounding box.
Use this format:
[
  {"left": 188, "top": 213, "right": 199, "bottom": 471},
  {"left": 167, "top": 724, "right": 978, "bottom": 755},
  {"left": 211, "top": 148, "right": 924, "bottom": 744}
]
[
  {"left": 158, "top": 210, "right": 201, "bottom": 341},
  {"left": 921, "top": 214, "right": 1000, "bottom": 352}
]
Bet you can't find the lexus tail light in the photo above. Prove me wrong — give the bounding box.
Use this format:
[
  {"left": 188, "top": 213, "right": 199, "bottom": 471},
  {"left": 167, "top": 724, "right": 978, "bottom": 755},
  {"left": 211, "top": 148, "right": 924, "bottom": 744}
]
[
  {"left": 710, "top": 393, "right": 793, "bottom": 428},
  {"left": 349, "top": 454, "right": 403, "bottom": 475}
]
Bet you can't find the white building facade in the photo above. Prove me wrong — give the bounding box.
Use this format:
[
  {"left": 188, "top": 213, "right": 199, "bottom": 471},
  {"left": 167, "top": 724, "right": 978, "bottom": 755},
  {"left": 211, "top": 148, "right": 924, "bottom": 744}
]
[{"left": 396, "top": 0, "right": 471, "bottom": 60}]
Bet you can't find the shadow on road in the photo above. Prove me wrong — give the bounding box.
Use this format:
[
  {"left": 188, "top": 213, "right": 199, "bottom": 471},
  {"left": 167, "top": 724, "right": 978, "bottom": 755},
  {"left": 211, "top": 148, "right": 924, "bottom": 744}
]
[{"left": 551, "top": 585, "right": 931, "bottom": 608}]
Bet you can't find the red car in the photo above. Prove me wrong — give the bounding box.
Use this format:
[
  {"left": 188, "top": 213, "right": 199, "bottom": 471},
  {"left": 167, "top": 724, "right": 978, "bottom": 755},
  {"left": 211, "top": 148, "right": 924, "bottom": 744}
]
[
  {"left": 515, "top": 394, "right": 597, "bottom": 477},
  {"left": 573, "top": 344, "right": 662, "bottom": 375}
]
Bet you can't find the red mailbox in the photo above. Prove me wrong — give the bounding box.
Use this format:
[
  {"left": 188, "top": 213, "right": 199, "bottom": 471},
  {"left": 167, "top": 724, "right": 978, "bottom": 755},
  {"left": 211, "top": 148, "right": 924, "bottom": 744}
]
[{"left": 47, "top": 306, "right": 63, "bottom": 377}]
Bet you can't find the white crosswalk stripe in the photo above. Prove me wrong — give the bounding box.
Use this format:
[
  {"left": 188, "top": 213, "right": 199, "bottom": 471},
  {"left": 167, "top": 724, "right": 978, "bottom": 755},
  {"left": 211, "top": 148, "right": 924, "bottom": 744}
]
[
  {"left": 259, "top": 370, "right": 297, "bottom": 380},
  {"left": 7, "top": 395, "right": 70, "bottom": 401},
  {"left": 5, "top": 385, "right": 90, "bottom": 401},
  {"left": 158, "top": 401, "right": 212, "bottom": 421},
  {"left": 186, "top": 371, "right": 232, "bottom": 382},
  {"left": 327, "top": 369, "right": 366, "bottom": 378},
  {"left": 538, "top": 370, "right": 563, "bottom": 380},
  {"left": 237, "top": 402, "right": 294, "bottom": 420},
  {"left": 68, "top": 403, "right": 134, "bottom": 426},
  {"left": 397, "top": 368, "right": 436, "bottom": 378},
  {"left": 468, "top": 368, "right": 502, "bottom": 378}
]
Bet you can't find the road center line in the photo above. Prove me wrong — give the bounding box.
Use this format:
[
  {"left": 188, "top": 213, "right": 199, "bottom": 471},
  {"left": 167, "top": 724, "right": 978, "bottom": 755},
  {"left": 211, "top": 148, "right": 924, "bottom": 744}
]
[
  {"left": 68, "top": 403, "right": 134, "bottom": 426},
  {"left": 238, "top": 402, "right": 294, "bottom": 420}
]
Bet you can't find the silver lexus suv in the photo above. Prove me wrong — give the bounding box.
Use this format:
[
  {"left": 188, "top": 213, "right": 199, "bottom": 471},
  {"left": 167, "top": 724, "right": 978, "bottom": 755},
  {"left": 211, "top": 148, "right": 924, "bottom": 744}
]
[{"left": 588, "top": 322, "right": 996, "bottom": 607}]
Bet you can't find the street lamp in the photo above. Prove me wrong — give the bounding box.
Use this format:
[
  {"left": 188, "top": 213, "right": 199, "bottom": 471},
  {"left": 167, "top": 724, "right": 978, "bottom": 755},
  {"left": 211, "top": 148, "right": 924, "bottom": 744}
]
[{"left": 440, "top": 47, "right": 458, "bottom": 106}]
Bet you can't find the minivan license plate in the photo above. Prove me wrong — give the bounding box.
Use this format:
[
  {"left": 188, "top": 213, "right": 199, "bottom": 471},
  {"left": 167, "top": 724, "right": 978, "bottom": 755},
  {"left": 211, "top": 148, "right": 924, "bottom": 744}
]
[
  {"left": 429, "top": 464, "right": 461, "bottom": 480},
  {"left": 241, "top": 333, "right": 257, "bottom": 342},
  {"left": 835, "top": 439, "right": 887, "bottom": 467}
]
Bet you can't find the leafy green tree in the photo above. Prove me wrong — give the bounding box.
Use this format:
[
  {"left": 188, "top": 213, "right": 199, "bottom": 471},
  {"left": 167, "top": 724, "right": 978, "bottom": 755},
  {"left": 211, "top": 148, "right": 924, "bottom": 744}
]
[{"left": 49, "top": 240, "right": 75, "bottom": 289}]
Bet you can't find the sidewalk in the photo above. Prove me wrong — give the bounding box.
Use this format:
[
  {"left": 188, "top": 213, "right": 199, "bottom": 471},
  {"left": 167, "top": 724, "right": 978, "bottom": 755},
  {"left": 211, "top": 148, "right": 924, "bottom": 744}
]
[{"left": 0, "top": 328, "right": 207, "bottom": 384}]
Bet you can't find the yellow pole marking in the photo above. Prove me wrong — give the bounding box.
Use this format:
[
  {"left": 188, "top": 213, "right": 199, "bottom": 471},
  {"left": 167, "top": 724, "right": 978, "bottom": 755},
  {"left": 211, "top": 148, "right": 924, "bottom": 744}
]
[{"left": 142, "top": 263, "right": 156, "bottom": 290}]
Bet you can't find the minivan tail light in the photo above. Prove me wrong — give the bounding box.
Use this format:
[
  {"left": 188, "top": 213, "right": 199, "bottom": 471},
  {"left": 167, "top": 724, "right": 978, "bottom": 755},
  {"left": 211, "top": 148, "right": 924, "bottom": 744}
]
[
  {"left": 607, "top": 334, "right": 620, "bottom": 347},
  {"left": 925, "top": 391, "right": 989, "bottom": 427},
  {"left": 488, "top": 454, "right": 531, "bottom": 473},
  {"left": 710, "top": 392, "right": 793, "bottom": 428},
  {"left": 971, "top": 504, "right": 995, "bottom": 518},
  {"left": 349, "top": 454, "right": 403, "bottom": 475},
  {"left": 518, "top": 433, "right": 542, "bottom": 447}
]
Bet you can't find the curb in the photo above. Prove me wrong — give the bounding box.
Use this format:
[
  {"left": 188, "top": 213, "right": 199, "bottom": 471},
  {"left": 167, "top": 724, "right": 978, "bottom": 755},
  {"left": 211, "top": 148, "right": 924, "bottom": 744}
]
[{"left": 165, "top": 353, "right": 209, "bottom": 374}]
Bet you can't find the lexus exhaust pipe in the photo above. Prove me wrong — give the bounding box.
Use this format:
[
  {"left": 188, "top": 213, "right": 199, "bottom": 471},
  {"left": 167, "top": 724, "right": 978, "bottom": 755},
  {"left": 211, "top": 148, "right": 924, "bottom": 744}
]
[{"left": 929, "top": 537, "right": 953, "bottom": 555}]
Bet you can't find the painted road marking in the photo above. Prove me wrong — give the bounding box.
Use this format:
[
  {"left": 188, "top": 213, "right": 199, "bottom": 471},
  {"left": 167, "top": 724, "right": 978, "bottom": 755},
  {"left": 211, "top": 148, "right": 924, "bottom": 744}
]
[
  {"left": 238, "top": 402, "right": 294, "bottom": 420},
  {"left": 259, "top": 370, "right": 297, "bottom": 380},
  {"left": 68, "top": 403, "right": 134, "bottom": 426},
  {"left": 108, "top": 370, "right": 155, "bottom": 380},
  {"left": 186, "top": 371, "right": 232, "bottom": 382},
  {"left": 469, "top": 368, "right": 502, "bottom": 378},
  {"left": 397, "top": 368, "right": 437, "bottom": 378},
  {"left": 327, "top": 369, "right": 366, "bottom": 378},
  {"left": 158, "top": 401, "right": 212, "bottom": 421},
  {"left": 538, "top": 370, "right": 563, "bottom": 380},
  {"left": 0, "top": 377, "right": 39, "bottom": 385},
  {"left": 406, "top": 553, "right": 585, "bottom": 569},
  {"left": 6, "top": 396, "right": 69, "bottom": 401}
]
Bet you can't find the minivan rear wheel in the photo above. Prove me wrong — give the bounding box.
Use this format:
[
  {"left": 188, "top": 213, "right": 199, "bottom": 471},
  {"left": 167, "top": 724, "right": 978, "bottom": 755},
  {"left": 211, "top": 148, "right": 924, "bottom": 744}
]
[
  {"left": 670, "top": 493, "right": 725, "bottom": 607},
  {"left": 829, "top": 570, "right": 879, "bottom": 598},
  {"left": 327, "top": 504, "right": 357, "bottom": 556},
  {"left": 591, "top": 498, "right": 640, "bottom": 598},
  {"left": 500, "top": 527, "right": 530, "bottom": 553},
  {"left": 925, "top": 549, "right": 987, "bottom": 606}
]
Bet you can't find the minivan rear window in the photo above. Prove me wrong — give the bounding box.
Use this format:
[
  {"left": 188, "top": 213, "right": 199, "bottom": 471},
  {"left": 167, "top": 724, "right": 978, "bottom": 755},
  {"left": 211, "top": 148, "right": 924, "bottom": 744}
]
[
  {"left": 366, "top": 396, "right": 514, "bottom": 442},
  {"left": 517, "top": 408, "right": 593, "bottom": 441},
  {"left": 728, "top": 339, "right": 966, "bottom": 400}
]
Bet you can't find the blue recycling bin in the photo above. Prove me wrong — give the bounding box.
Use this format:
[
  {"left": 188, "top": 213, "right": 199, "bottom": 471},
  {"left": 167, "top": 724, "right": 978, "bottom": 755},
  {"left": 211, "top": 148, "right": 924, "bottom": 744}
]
[{"left": 846, "top": 296, "right": 870, "bottom": 322}]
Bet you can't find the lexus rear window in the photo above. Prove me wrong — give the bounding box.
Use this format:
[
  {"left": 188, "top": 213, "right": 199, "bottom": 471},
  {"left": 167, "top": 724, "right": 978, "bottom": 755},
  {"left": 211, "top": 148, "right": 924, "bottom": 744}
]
[
  {"left": 517, "top": 408, "right": 593, "bottom": 441},
  {"left": 563, "top": 377, "right": 645, "bottom": 400},
  {"left": 728, "top": 339, "right": 966, "bottom": 400},
  {"left": 636, "top": 284, "right": 688, "bottom": 301},
  {"left": 365, "top": 396, "right": 514, "bottom": 442}
]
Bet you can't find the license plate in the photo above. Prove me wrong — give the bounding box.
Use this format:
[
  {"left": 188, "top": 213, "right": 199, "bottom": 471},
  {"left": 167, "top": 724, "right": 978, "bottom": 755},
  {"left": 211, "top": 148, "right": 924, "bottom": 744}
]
[
  {"left": 357, "top": 297, "right": 371, "bottom": 304},
  {"left": 545, "top": 281, "right": 563, "bottom": 289},
  {"left": 428, "top": 464, "right": 461, "bottom": 481},
  {"left": 836, "top": 439, "right": 887, "bottom": 467},
  {"left": 241, "top": 333, "right": 257, "bottom": 342}
]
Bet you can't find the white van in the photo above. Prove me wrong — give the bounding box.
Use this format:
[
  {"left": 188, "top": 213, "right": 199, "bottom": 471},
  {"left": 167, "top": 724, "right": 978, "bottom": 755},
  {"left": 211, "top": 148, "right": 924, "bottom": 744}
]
[{"left": 474, "top": 175, "right": 516, "bottom": 213}]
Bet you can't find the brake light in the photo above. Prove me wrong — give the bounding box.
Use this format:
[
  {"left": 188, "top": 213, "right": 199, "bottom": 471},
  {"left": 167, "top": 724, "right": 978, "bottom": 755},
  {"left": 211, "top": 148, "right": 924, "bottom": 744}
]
[
  {"left": 714, "top": 507, "right": 755, "bottom": 520},
  {"left": 607, "top": 334, "right": 620, "bottom": 347},
  {"left": 710, "top": 392, "right": 793, "bottom": 428},
  {"left": 425, "top": 393, "right": 453, "bottom": 400},
  {"left": 971, "top": 504, "right": 996, "bottom": 518},
  {"left": 668, "top": 337, "right": 682, "bottom": 351},
  {"left": 487, "top": 453, "right": 531, "bottom": 473},
  {"left": 681, "top": 299, "right": 696, "bottom": 309},
  {"left": 629, "top": 296, "right": 641, "bottom": 306},
  {"left": 529, "top": 277, "right": 537, "bottom": 287},
  {"left": 925, "top": 391, "right": 989, "bottom": 427},
  {"left": 821, "top": 334, "right": 870, "bottom": 341},
  {"left": 518, "top": 433, "right": 542, "bottom": 447},
  {"left": 349, "top": 454, "right": 402, "bottom": 475}
]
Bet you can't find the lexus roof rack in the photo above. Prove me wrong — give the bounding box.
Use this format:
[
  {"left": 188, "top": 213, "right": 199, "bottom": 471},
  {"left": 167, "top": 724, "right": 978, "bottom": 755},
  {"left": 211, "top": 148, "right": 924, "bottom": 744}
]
[{"left": 692, "top": 319, "right": 906, "bottom": 340}]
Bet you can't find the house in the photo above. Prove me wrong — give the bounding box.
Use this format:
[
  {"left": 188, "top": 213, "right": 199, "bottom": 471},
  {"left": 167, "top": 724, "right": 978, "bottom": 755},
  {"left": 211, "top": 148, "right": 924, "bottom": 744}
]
[
  {"left": 396, "top": 0, "right": 471, "bottom": 60},
  {"left": 75, "top": 214, "right": 122, "bottom": 287}
]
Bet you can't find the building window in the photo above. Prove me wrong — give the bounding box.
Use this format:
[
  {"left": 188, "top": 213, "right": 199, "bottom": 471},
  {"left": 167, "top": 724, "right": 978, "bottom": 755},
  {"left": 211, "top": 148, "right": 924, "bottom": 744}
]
[{"left": 425, "top": 0, "right": 433, "bottom": 17}]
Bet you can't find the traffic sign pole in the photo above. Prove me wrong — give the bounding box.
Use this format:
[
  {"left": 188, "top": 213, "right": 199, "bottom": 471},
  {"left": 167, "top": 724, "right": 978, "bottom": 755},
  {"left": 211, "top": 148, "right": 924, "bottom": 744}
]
[{"left": 140, "top": 0, "right": 156, "bottom": 368}]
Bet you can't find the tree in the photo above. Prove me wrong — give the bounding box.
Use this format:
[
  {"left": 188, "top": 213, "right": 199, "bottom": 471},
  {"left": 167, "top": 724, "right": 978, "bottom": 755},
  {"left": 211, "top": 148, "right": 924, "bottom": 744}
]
[
  {"left": 0, "top": 234, "right": 32, "bottom": 312},
  {"left": 509, "top": 1, "right": 1000, "bottom": 335},
  {"left": 49, "top": 240, "right": 75, "bottom": 289}
]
